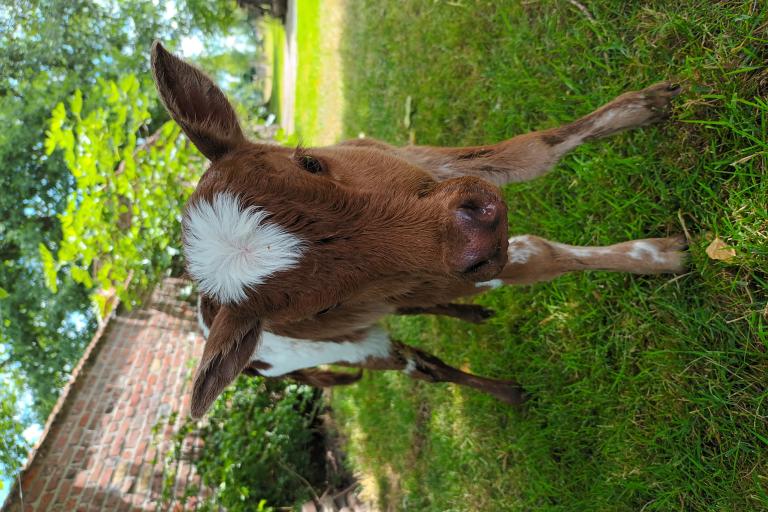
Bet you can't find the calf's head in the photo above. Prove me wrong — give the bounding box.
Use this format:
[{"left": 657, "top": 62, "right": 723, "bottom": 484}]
[{"left": 151, "top": 42, "right": 508, "bottom": 416}]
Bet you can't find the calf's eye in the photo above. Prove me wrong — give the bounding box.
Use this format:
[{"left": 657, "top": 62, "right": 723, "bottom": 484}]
[{"left": 297, "top": 155, "right": 324, "bottom": 174}]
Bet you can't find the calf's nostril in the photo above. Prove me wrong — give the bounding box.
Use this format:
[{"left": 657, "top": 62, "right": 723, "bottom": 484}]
[
  {"left": 462, "top": 259, "right": 490, "bottom": 274},
  {"left": 459, "top": 202, "right": 499, "bottom": 224}
]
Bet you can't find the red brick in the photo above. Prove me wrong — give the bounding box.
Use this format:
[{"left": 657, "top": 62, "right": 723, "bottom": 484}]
[
  {"left": 126, "top": 427, "right": 140, "bottom": 447},
  {"left": 25, "top": 474, "right": 46, "bottom": 502},
  {"left": 109, "top": 441, "right": 123, "bottom": 457},
  {"left": 54, "top": 478, "right": 72, "bottom": 503},
  {"left": 80, "top": 487, "right": 96, "bottom": 504},
  {"left": 90, "top": 487, "right": 107, "bottom": 508},
  {"left": 45, "top": 468, "right": 63, "bottom": 492},
  {"left": 68, "top": 427, "right": 85, "bottom": 448},
  {"left": 72, "top": 447, "right": 85, "bottom": 464},
  {"left": 21, "top": 465, "right": 39, "bottom": 490},
  {"left": 135, "top": 440, "right": 148, "bottom": 456},
  {"left": 52, "top": 430, "right": 69, "bottom": 450},
  {"left": 58, "top": 446, "right": 75, "bottom": 467},
  {"left": 71, "top": 399, "right": 85, "bottom": 413},
  {"left": 98, "top": 465, "right": 113, "bottom": 488},
  {"left": 106, "top": 492, "right": 123, "bottom": 508},
  {"left": 73, "top": 471, "right": 88, "bottom": 489},
  {"left": 40, "top": 492, "right": 56, "bottom": 510}
]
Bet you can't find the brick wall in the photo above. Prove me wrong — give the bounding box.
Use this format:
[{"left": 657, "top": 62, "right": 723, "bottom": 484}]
[{"left": 2, "top": 278, "right": 209, "bottom": 511}]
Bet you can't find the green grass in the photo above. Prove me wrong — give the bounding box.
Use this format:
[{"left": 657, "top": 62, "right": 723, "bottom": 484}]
[
  {"left": 262, "top": 16, "right": 285, "bottom": 124},
  {"left": 294, "top": 0, "right": 321, "bottom": 142},
  {"left": 294, "top": 0, "right": 345, "bottom": 145},
  {"left": 323, "top": 1, "right": 768, "bottom": 510}
]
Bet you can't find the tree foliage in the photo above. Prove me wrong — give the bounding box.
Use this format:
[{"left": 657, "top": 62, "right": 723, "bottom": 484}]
[
  {"left": 159, "top": 377, "right": 326, "bottom": 511},
  {"left": 42, "top": 76, "right": 199, "bottom": 313},
  {"left": 0, "top": 380, "right": 27, "bottom": 492},
  {"left": 0, "top": 0, "right": 251, "bottom": 487}
]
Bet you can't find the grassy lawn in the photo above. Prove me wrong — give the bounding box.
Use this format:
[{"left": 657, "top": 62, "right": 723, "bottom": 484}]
[
  {"left": 262, "top": 16, "right": 286, "bottom": 125},
  {"left": 297, "top": 1, "right": 768, "bottom": 510},
  {"left": 294, "top": 0, "right": 346, "bottom": 145}
]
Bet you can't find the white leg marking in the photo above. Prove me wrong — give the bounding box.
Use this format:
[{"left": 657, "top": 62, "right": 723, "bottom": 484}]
[
  {"left": 551, "top": 242, "right": 612, "bottom": 259},
  {"left": 403, "top": 358, "right": 418, "bottom": 375},
  {"left": 627, "top": 241, "right": 663, "bottom": 263},
  {"left": 183, "top": 192, "right": 305, "bottom": 304},
  {"left": 255, "top": 328, "right": 393, "bottom": 377},
  {"left": 508, "top": 235, "right": 540, "bottom": 264}
]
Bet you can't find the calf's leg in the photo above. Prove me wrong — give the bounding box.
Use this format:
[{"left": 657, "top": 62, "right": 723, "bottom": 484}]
[
  {"left": 498, "top": 234, "right": 687, "bottom": 285},
  {"left": 396, "top": 82, "right": 682, "bottom": 185},
  {"left": 399, "top": 343, "right": 528, "bottom": 405},
  {"left": 396, "top": 303, "right": 494, "bottom": 323},
  {"left": 336, "top": 338, "right": 527, "bottom": 406}
]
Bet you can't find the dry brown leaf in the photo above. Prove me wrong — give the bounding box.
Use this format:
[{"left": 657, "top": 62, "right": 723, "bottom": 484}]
[{"left": 705, "top": 237, "right": 736, "bottom": 261}]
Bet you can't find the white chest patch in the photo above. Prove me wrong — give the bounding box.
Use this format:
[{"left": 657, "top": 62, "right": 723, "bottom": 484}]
[
  {"left": 183, "top": 192, "right": 305, "bottom": 304},
  {"left": 254, "top": 329, "right": 393, "bottom": 377}
]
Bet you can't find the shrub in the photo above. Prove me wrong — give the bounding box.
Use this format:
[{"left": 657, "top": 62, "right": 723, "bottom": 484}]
[{"left": 161, "top": 376, "right": 326, "bottom": 510}]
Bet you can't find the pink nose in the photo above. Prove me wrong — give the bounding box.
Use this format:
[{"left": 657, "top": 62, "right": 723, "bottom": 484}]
[{"left": 451, "top": 197, "right": 508, "bottom": 278}]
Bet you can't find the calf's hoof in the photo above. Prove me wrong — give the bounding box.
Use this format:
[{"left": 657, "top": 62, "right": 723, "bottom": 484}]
[
  {"left": 608, "top": 81, "right": 683, "bottom": 129},
  {"left": 487, "top": 381, "right": 530, "bottom": 406}
]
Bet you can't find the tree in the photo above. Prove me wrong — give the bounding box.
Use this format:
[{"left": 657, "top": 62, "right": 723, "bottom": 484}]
[
  {"left": 42, "top": 75, "right": 199, "bottom": 310},
  {"left": 0, "top": 0, "right": 252, "bottom": 484}
]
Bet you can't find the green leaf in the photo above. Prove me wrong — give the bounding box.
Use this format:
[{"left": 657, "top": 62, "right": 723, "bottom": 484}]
[
  {"left": 97, "top": 260, "right": 112, "bottom": 286},
  {"left": 71, "top": 89, "right": 83, "bottom": 117},
  {"left": 50, "top": 101, "right": 67, "bottom": 127},
  {"left": 44, "top": 129, "right": 59, "bottom": 156},
  {"left": 39, "top": 244, "right": 58, "bottom": 293},
  {"left": 0, "top": 287, "right": 9, "bottom": 299},
  {"left": 70, "top": 266, "right": 93, "bottom": 289},
  {"left": 92, "top": 292, "right": 108, "bottom": 319}
]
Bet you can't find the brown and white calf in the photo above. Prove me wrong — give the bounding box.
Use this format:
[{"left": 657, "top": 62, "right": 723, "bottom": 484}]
[{"left": 151, "top": 42, "right": 686, "bottom": 418}]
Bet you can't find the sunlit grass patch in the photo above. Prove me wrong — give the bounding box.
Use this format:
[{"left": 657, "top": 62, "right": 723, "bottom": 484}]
[
  {"left": 261, "top": 16, "right": 285, "bottom": 124},
  {"left": 294, "top": 0, "right": 345, "bottom": 145},
  {"left": 328, "top": 1, "right": 768, "bottom": 510}
]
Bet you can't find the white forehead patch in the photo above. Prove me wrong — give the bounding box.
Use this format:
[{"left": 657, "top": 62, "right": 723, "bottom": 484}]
[{"left": 183, "top": 192, "right": 305, "bottom": 304}]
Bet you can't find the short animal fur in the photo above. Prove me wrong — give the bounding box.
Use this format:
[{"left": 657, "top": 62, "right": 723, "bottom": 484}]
[{"left": 151, "top": 42, "right": 687, "bottom": 418}]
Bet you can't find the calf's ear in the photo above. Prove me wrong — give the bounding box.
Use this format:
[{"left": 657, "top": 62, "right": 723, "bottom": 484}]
[
  {"left": 151, "top": 41, "right": 246, "bottom": 161},
  {"left": 191, "top": 306, "right": 261, "bottom": 418}
]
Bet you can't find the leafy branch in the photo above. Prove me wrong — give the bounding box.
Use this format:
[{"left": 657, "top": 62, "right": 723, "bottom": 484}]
[{"left": 41, "top": 75, "right": 202, "bottom": 315}]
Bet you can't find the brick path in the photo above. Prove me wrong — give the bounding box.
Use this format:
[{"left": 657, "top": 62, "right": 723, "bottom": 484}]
[{"left": 2, "top": 278, "right": 209, "bottom": 511}]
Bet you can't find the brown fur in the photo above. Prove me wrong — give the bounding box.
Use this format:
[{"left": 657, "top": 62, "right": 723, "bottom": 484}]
[{"left": 151, "top": 42, "right": 686, "bottom": 417}]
